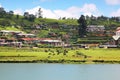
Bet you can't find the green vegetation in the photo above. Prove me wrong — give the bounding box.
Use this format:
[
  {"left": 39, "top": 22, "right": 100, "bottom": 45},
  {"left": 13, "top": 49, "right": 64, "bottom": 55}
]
[
  {"left": 0, "top": 47, "right": 120, "bottom": 64},
  {"left": 0, "top": 10, "right": 118, "bottom": 38},
  {"left": 0, "top": 7, "right": 120, "bottom": 64},
  {"left": 1, "top": 7, "right": 120, "bottom": 44},
  {"left": 77, "top": 36, "right": 110, "bottom": 44},
  {"left": 78, "top": 15, "right": 87, "bottom": 38},
  {"left": 35, "top": 18, "right": 78, "bottom": 25}
]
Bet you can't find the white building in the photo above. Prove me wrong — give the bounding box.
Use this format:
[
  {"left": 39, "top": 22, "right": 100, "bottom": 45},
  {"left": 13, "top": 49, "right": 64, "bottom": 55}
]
[
  {"left": 116, "top": 27, "right": 120, "bottom": 36},
  {"left": 111, "top": 27, "right": 120, "bottom": 45},
  {"left": 87, "top": 25, "right": 105, "bottom": 32}
]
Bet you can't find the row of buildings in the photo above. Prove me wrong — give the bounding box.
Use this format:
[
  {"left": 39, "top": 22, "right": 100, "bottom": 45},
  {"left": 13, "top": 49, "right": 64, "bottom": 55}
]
[
  {"left": 0, "top": 30, "right": 65, "bottom": 48},
  {"left": 0, "top": 25, "right": 120, "bottom": 48}
]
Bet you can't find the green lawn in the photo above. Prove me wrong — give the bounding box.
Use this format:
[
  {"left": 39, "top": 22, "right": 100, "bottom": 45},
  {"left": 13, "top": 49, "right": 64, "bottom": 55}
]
[{"left": 0, "top": 47, "right": 120, "bottom": 63}]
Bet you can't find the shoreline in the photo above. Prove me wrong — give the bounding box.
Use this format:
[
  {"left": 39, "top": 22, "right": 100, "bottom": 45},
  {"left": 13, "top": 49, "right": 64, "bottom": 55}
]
[{"left": 0, "top": 59, "right": 120, "bottom": 64}]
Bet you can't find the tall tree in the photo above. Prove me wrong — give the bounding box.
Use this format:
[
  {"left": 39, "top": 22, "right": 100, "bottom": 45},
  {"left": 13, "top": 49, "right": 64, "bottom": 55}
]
[
  {"left": 36, "top": 8, "right": 42, "bottom": 18},
  {"left": 8, "top": 11, "right": 14, "bottom": 16},
  {"left": 0, "top": 7, "right": 6, "bottom": 18},
  {"left": 29, "top": 14, "right": 35, "bottom": 22},
  {"left": 78, "top": 15, "right": 87, "bottom": 38},
  {"left": 24, "top": 12, "right": 29, "bottom": 19},
  {"left": 16, "top": 14, "right": 19, "bottom": 19},
  {"left": 6, "top": 10, "right": 14, "bottom": 19}
]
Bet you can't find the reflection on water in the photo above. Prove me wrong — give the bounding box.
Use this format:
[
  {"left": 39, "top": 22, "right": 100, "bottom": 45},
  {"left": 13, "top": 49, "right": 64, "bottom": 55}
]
[{"left": 0, "top": 63, "right": 120, "bottom": 80}]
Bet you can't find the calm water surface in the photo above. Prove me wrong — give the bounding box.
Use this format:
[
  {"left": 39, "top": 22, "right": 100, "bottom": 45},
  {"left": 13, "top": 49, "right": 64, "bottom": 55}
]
[{"left": 0, "top": 63, "right": 120, "bottom": 80}]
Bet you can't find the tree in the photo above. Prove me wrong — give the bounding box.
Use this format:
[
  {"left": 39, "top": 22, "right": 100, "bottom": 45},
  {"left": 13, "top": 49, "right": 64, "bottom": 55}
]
[
  {"left": 78, "top": 15, "right": 87, "bottom": 38},
  {"left": 8, "top": 11, "right": 14, "bottom": 16},
  {"left": 29, "top": 14, "right": 36, "bottom": 22},
  {"left": 24, "top": 12, "right": 35, "bottom": 21},
  {"left": 97, "top": 15, "right": 108, "bottom": 21},
  {"left": 36, "top": 8, "right": 42, "bottom": 18},
  {"left": 0, "top": 19, "right": 11, "bottom": 26},
  {"left": 62, "top": 17, "right": 66, "bottom": 20},
  {"left": 0, "top": 7, "right": 4, "bottom": 12},
  {"left": 6, "top": 10, "right": 14, "bottom": 19},
  {"left": 0, "top": 7, "right": 6, "bottom": 18},
  {"left": 16, "top": 14, "right": 19, "bottom": 19},
  {"left": 24, "top": 12, "right": 29, "bottom": 19}
]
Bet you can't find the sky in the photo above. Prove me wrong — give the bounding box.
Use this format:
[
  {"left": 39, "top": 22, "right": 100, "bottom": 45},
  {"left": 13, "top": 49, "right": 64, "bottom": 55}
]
[{"left": 0, "top": 0, "right": 120, "bottom": 19}]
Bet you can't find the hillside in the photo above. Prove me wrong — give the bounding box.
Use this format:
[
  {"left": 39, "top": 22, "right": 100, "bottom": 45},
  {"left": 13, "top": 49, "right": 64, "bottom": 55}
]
[{"left": 1, "top": 7, "right": 120, "bottom": 44}]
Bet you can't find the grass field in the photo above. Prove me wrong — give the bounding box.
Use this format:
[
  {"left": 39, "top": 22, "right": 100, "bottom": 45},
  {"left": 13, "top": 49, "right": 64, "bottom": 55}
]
[{"left": 0, "top": 47, "right": 120, "bottom": 63}]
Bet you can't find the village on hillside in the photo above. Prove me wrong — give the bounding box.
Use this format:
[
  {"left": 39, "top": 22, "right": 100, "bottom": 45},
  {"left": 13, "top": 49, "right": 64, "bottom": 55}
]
[
  {"left": 0, "top": 25, "right": 120, "bottom": 48},
  {"left": 0, "top": 7, "right": 120, "bottom": 49}
]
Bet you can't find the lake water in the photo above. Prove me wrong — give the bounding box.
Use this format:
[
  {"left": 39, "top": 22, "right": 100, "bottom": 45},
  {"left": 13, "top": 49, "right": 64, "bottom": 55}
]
[{"left": 0, "top": 63, "right": 120, "bottom": 80}]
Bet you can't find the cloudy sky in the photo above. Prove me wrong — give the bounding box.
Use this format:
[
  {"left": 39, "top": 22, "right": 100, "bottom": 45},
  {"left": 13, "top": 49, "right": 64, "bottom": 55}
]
[{"left": 0, "top": 0, "right": 120, "bottom": 19}]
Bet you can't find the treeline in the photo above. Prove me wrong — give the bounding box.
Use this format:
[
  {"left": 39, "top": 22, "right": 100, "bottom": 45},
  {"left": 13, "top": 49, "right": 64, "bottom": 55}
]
[
  {"left": 0, "top": 7, "right": 39, "bottom": 27},
  {"left": 85, "top": 15, "right": 120, "bottom": 27},
  {"left": 0, "top": 6, "right": 120, "bottom": 26},
  {"left": 0, "top": 6, "right": 120, "bottom": 32}
]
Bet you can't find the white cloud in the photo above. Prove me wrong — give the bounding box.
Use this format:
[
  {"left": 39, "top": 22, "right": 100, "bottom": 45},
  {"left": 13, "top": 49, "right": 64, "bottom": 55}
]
[
  {"left": 54, "top": 10, "right": 75, "bottom": 18},
  {"left": 105, "top": 0, "right": 120, "bottom": 5},
  {"left": 13, "top": 9, "right": 23, "bottom": 15},
  {"left": 15, "top": 3, "right": 101, "bottom": 19},
  {"left": 25, "top": 6, "right": 40, "bottom": 15},
  {"left": 111, "top": 9, "right": 120, "bottom": 17},
  {"left": 81, "top": 4, "right": 97, "bottom": 13},
  {"left": 42, "top": 8, "right": 57, "bottom": 18},
  {"left": 67, "top": 6, "right": 81, "bottom": 14},
  {"left": 81, "top": 4, "right": 101, "bottom": 16},
  {"left": 51, "top": 4, "right": 101, "bottom": 18},
  {"left": 0, "top": 3, "right": 2, "bottom": 7},
  {"left": 25, "top": 6, "right": 57, "bottom": 18}
]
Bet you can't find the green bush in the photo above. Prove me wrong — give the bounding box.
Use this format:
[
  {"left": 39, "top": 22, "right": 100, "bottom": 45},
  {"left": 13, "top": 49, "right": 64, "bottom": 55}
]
[
  {"left": 76, "top": 51, "right": 84, "bottom": 56},
  {"left": 77, "top": 39, "right": 107, "bottom": 44},
  {"left": 37, "top": 44, "right": 54, "bottom": 48}
]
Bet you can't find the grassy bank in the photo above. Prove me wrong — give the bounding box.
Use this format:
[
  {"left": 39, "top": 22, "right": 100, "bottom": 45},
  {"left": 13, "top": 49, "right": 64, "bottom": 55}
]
[{"left": 0, "top": 47, "right": 120, "bottom": 64}]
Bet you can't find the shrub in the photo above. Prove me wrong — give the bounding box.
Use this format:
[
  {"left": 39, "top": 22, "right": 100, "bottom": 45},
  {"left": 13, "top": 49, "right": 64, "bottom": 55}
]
[{"left": 76, "top": 51, "right": 84, "bottom": 56}]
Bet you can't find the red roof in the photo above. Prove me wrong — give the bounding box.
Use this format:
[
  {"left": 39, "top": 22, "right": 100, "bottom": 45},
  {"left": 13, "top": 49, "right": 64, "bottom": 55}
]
[
  {"left": 20, "top": 38, "right": 37, "bottom": 41},
  {"left": 38, "top": 38, "right": 52, "bottom": 40},
  {"left": 116, "top": 30, "right": 120, "bottom": 33},
  {"left": 116, "top": 27, "right": 120, "bottom": 31},
  {"left": 20, "top": 38, "right": 52, "bottom": 41}
]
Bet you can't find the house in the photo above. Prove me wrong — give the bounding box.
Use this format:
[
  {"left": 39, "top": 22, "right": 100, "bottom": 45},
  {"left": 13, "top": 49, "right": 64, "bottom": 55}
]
[
  {"left": 87, "top": 25, "right": 105, "bottom": 32},
  {"left": 110, "top": 27, "right": 120, "bottom": 45},
  {"left": 16, "top": 33, "right": 36, "bottom": 38},
  {"left": 105, "top": 30, "right": 115, "bottom": 37},
  {"left": 0, "top": 30, "right": 10, "bottom": 36},
  {"left": 116, "top": 27, "right": 120, "bottom": 36},
  {"left": 10, "top": 42, "right": 22, "bottom": 48},
  {"left": 0, "top": 39, "right": 6, "bottom": 46},
  {"left": 0, "top": 38, "right": 22, "bottom": 47},
  {"left": 18, "top": 38, "right": 37, "bottom": 44},
  {"left": 19, "top": 38, "right": 64, "bottom": 47},
  {"left": 0, "top": 30, "right": 23, "bottom": 47},
  {"left": 40, "top": 39, "right": 64, "bottom": 47},
  {"left": 0, "top": 30, "right": 22, "bottom": 36},
  {"left": 0, "top": 30, "right": 65, "bottom": 47},
  {"left": 49, "top": 23, "right": 59, "bottom": 29}
]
